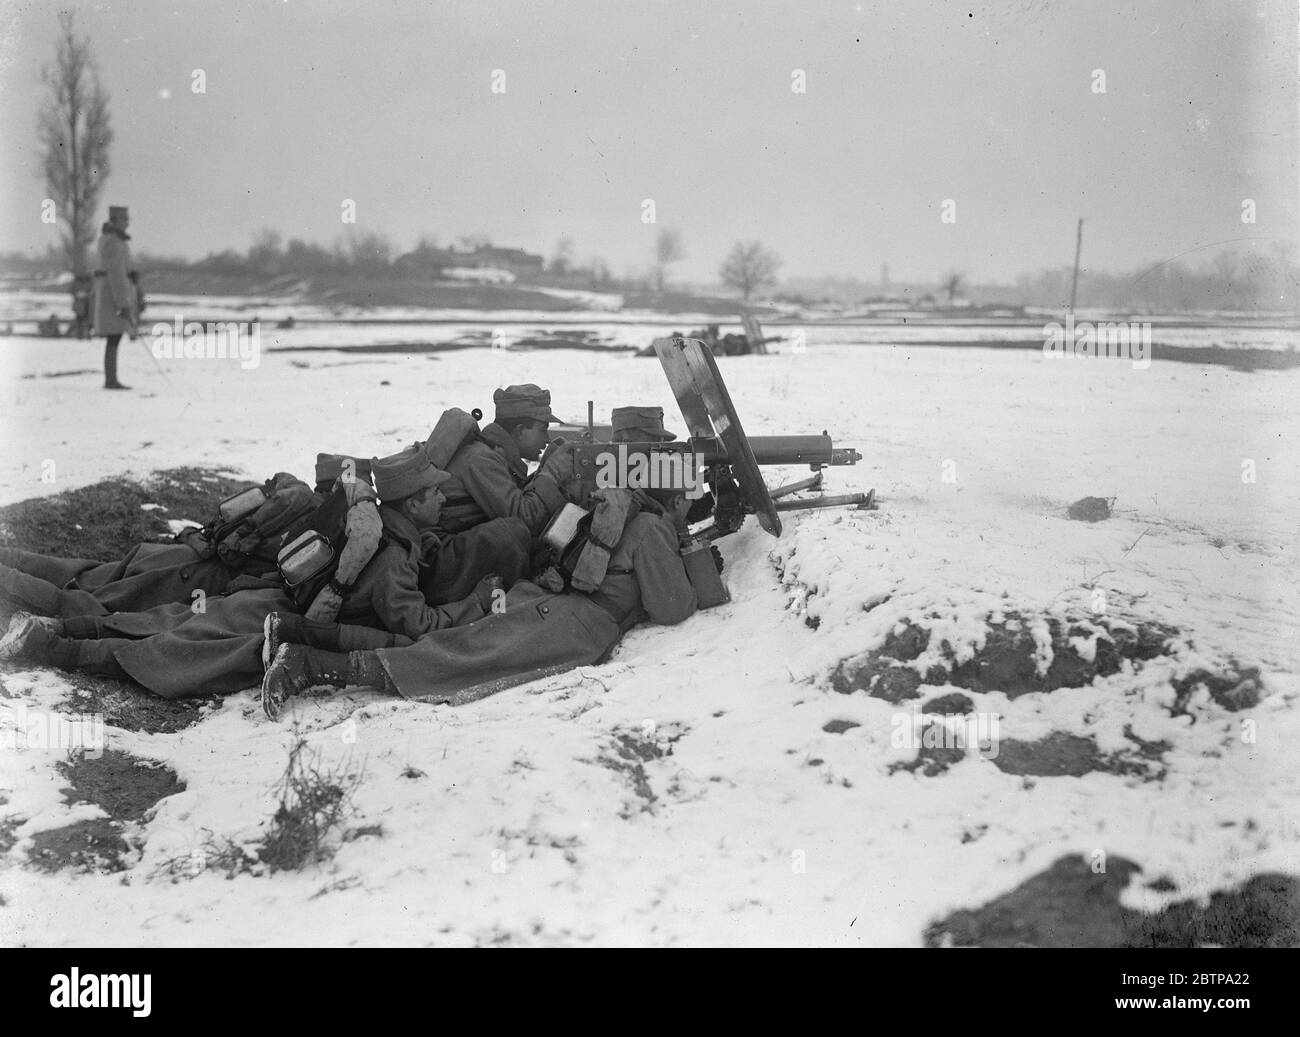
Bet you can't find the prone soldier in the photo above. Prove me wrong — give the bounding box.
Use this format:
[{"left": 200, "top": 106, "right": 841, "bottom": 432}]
[
  {"left": 260, "top": 406, "right": 702, "bottom": 718},
  {"left": 0, "top": 449, "right": 496, "bottom": 699}
]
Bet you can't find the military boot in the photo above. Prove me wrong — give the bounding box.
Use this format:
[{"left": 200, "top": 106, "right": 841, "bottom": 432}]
[
  {"left": 263, "top": 612, "right": 396, "bottom": 668},
  {"left": 264, "top": 612, "right": 345, "bottom": 667},
  {"left": 0, "top": 564, "right": 67, "bottom": 618},
  {"left": 0, "top": 612, "right": 63, "bottom": 662},
  {"left": 261, "top": 645, "right": 391, "bottom": 721}
]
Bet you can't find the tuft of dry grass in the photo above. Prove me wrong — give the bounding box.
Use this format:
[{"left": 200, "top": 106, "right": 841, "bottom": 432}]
[{"left": 258, "top": 730, "right": 364, "bottom": 873}]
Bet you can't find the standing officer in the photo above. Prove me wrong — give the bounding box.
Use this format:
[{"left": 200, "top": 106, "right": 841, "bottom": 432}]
[{"left": 92, "top": 204, "right": 138, "bottom": 390}]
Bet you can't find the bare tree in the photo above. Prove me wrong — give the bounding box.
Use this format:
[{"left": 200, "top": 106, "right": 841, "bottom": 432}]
[
  {"left": 940, "top": 270, "right": 965, "bottom": 305},
  {"left": 587, "top": 255, "right": 611, "bottom": 290},
  {"left": 550, "top": 235, "right": 576, "bottom": 275},
  {"left": 345, "top": 230, "right": 395, "bottom": 277},
  {"left": 719, "top": 241, "right": 781, "bottom": 301},
  {"left": 247, "top": 227, "right": 284, "bottom": 272},
  {"left": 653, "top": 227, "right": 684, "bottom": 293},
  {"left": 38, "top": 11, "right": 113, "bottom": 277}
]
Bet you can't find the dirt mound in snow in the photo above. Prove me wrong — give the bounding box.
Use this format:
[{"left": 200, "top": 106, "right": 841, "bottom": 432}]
[
  {"left": 832, "top": 610, "right": 1261, "bottom": 710},
  {"left": 924, "top": 853, "right": 1300, "bottom": 948}
]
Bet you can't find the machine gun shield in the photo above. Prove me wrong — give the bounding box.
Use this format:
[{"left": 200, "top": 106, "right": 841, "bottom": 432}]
[{"left": 652, "top": 336, "right": 782, "bottom": 536}]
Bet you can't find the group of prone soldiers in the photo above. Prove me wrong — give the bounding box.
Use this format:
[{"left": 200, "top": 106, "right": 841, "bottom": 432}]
[{"left": 0, "top": 384, "right": 701, "bottom": 720}]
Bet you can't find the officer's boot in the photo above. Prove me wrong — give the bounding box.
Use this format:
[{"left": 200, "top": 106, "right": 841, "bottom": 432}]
[{"left": 104, "top": 337, "right": 130, "bottom": 390}]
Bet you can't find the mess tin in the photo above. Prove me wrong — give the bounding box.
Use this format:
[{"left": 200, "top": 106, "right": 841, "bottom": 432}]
[
  {"left": 542, "top": 502, "right": 591, "bottom": 553},
  {"left": 277, "top": 530, "right": 335, "bottom": 588},
  {"left": 217, "top": 486, "right": 267, "bottom": 524}
]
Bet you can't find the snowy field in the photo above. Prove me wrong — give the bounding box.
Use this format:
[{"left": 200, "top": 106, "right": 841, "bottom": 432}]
[{"left": 1, "top": 317, "right": 1298, "bottom": 946}]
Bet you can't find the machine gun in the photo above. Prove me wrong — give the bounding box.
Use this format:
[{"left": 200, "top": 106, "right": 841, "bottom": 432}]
[{"left": 553, "top": 336, "right": 872, "bottom": 542}]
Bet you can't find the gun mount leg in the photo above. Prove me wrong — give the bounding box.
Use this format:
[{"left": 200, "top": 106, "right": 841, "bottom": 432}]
[
  {"left": 773, "top": 490, "right": 876, "bottom": 513},
  {"left": 769, "top": 471, "right": 824, "bottom": 500}
]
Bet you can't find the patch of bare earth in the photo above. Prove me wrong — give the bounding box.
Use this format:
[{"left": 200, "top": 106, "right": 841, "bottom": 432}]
[
  {"left": 25, "top": 749, "right": 185, "bottom": 874},
  {"left": 57, "top": 671, "right": 220, "bottom": 735},
  {"left": 588, "top": 725, "right": 686, "bottom": 819},
  {"left": 28, "top": 819, "right": 133, "bottom": 876},
  {"left": 924, "top": 854, "right": 1300, "bottom": 948}
]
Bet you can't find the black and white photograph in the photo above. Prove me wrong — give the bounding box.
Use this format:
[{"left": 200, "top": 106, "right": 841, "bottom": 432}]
[{"left": 0, "top": 0, "right": 1297, "bottom": 965}]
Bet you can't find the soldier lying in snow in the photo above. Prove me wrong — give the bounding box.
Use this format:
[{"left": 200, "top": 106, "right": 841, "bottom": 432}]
[
  {"left": 0, "top": 471, "right": 318, "bottom": 619},
  {"left": 259, "top": 405, "right": 704, "bottom": 719},
  {"left": 0, "top": 448, "right": 500, "bottom": 699},
  {"left": 261, "top": 492, "right": 697, "bottom": 718}
]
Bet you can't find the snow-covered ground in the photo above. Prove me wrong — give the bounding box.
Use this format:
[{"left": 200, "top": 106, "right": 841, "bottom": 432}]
[{"left": 1, "top": 317, "right": 1298, "bottom": 945}]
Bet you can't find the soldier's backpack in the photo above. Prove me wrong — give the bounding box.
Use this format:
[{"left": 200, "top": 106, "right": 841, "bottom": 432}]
[
  {"left": 424, "top": 407, "right": 485, "bottom": 469},
  {"left": 182, "top": 473, "right": 321, "bottom": 575}
]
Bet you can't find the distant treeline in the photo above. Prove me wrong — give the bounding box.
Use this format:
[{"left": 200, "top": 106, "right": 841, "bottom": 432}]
[
  {"left": 191, "top": 230, "right": 618, "bottom": 291},
  {"left": 1007, "top": 246, "right": 1300, "bottom": 313},
  {"left": 779, "top": 247, "right": 1300, "bottom": 313},
  {"left": 3, "top": 232, "right": 1297, "bottom": 312}
]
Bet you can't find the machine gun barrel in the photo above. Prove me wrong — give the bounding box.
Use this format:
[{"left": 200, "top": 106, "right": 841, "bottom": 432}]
[{"left": 694, "top": 434, "right": 860, "bottom": 468}]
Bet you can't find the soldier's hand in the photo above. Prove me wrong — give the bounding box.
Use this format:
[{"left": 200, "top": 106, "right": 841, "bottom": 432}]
[
  {"left": 473, "top": 574, "right": 506, "bottom": 611},
  {"left": 559, "top": 475, "right": 587, "bottom": 503},
  {"left": 304, "top": 585, "right": 344, "bottom": 622},
  {"left": 117, "top": 307, "right": 132, "bottom": 319},
  {"left": 540, "top": 439, "right": 577, "bottom": 481}
]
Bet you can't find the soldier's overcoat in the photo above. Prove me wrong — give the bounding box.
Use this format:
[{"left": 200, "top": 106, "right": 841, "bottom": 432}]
[
  {"left": 377, "top": 512, "right": 697, "bottom": 701},
  {"left": 92, "top": 227, "right": 138, "bottom": 336}
]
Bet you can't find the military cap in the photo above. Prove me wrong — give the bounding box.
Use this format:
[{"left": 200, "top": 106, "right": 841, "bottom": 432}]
[
  {"left": 108, "top": 206, "right": 129, "bottom": 221},
  {"left": 611, "top": 405, "right": 677, "bottom": 441},
  {"left": 370, "top": 446, "right": 450, "bottom": 502},
  {"left": 493, "top": 384, "right": 560, "bottom": 425},
  {"left": 314, "top": 453, "right": 372, "bottom": 487}
]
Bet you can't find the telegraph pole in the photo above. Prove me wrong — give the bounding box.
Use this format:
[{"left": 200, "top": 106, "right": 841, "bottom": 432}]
[{"left": 1069, "top": 218, "right": 1084, "bottom": 313}]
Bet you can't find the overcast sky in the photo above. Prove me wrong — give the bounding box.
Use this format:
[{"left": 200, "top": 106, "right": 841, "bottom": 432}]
[{"left": 0, "top": 0, "right": 1295, "bottom": 284}]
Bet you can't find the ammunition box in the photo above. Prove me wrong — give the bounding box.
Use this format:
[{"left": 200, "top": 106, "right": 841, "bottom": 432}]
[{"left": 680, "top": 540, "right": 730, "bottom": 609}]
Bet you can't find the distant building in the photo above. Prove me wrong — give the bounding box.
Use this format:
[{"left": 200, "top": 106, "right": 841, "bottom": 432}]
[
  {"left": 466, "top": 246, "right": 544, "bottom": 277},
  {"left": 442, "top": 266, "right": 516, "bottom": 285},
  {"left": 393, "top": 242, "right": 544, "bottom": 281}
]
